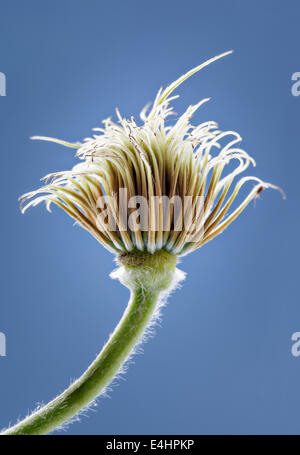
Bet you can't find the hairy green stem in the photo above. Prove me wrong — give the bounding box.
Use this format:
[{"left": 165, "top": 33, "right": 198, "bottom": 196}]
[{"left": 2, "top": 250, "right": 180, "bottom": 435}]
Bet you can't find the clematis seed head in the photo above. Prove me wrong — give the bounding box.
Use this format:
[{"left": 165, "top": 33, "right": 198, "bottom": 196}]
[{"left": 20, "top": 52, "right": 284, "bottom": 256}]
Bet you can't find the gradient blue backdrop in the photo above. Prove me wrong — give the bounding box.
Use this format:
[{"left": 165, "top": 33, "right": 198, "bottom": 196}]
[{"left": 0, "top": 0, "right": 299, "bottom": 435}]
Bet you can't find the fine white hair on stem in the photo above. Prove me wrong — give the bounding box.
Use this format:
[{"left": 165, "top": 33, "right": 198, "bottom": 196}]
[
  {"left": 14, "top": 266, "right": 185, "bottom": 435},
  {"left": 20, "top": 51, "right": 284, "bottom": 256}
]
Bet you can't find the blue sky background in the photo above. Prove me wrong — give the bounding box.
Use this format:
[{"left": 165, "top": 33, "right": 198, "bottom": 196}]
[{"left": 0, "top": 0, "right": 299, "bottom": 435}]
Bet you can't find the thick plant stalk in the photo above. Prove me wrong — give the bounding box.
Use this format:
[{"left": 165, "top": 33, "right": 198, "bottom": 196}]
[{"left": 2, "top": 251, "right": 182, "bottom": 435}]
